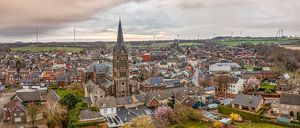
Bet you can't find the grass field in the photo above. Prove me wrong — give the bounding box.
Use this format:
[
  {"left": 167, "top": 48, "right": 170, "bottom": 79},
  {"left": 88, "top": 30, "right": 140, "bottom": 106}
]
[
  {"left": 55, "top": 88, "right": 84, "bottom": 98},
  {"left": 178, "top": 42, "right": 203, "bottom": 47},
  {"left": 11, "top": 46, "right": 83, "bottom": 53},
  {"left": 219, "top": 40, "right": 284, "bottom": 46},
  {"left": 235, "top": 122, "right": 289, "bottom": 128},
  {"left": 170, "top": 121, "right": 289, "bottom": 128}
]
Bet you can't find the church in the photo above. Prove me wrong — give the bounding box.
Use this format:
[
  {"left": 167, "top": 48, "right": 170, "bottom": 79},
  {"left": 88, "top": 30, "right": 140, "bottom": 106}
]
[{"left": 84, "top": 19, "right": 131, "bottom": 103}]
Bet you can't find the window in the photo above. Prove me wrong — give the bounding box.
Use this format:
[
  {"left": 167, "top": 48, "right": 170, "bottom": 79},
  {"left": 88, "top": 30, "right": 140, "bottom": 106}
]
[
  {"left": 120, "top": 72, "right": 126, "bottom": 77},
  {"left": 104, "top": 109, "right": 107, "bottom": 114},
  {"left": 16, "top": 107, "right": 19, "bottom": 111}
]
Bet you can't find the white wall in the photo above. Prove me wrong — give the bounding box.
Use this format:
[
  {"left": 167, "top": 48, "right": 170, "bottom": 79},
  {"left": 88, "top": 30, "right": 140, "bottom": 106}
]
[
  {"left": 100, "top": 107, "right": 116, "bottom": 116},
  {"left": 228, "top": 78, "right": 245, "bottom": 94}
]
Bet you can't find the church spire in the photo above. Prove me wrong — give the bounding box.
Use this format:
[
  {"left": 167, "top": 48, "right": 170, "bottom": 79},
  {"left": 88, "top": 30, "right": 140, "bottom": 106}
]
[{"left": 117, "top": 17, "right": 124, "bottom": 45}]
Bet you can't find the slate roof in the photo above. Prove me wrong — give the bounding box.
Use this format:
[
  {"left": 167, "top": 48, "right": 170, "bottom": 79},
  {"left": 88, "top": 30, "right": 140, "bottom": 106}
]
[
  {"left": 4, "top": 101, "right": 26, "bottom": 113},
  {"left": 46, "top": 90, "right": 61, "bottom": 102},
  {"left": 16, "top": 90, "right": 42, "bottom": 102},
  {"left": 181, "top": 97, "right": 198, "bottom": 107},
  {"left": 280, "top": 93, "right": 300, "bottom": 106},
  {"left": 113, "top": 19, "right": 127, "bottom": 54},
  {"left": 94, "top": 96, "right": 117, "bottom": 108},
  {"left": 79, "top": 110, "right": 104, "bottom": 121},
  {"left": 86, "top": 63, "right": 112, "bottom": 76},
  {"left": 99, "top": 78, "right": 113, "bottom": 88},
  {"left": 231, "top": 93, "right": 263, "bottom": 108},
  {"left": 146, "top": 77, "right": 164, "bottom": 86}
]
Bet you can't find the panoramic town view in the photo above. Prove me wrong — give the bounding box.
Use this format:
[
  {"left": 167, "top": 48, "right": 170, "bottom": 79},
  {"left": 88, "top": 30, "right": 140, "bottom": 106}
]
[{"left": 0, "top": 0, "right": 300, "bottom": 128}]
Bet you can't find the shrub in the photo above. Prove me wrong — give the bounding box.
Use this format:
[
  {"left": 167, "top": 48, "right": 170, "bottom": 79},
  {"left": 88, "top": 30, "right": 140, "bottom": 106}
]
[
  {"left": 218, "top": 105, "right": 261, "bottom": 122},
  {"left": 213, "top": 121, "right": 223, "bottom": 128}
]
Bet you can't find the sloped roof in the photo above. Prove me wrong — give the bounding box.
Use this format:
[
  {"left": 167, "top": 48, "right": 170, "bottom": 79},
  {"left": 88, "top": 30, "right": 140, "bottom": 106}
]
[
  {"left": 280, "top": 93, "right": 300, "bottom": 106},
  {"left": 16, "top": 90, "right": 42, "bottom": 102},
  {"left": 79, "top": 110, "right": 104, "bottom": 120},
  {"left": 231, "top": 93, "right": 263, "bottom": 108},
  {"left": 4, "top": 101, "right": 26, "bottom": 113},
  {"left": 46, "top": 90, "right": 61, "bottom": 102}
]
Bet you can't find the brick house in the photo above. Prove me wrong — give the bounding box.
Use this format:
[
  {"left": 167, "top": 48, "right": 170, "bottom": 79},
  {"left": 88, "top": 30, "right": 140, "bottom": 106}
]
[
  {"left": 231, "top": 93, "right": 264, "bottom": 112},
  {"left": 279, "top": 93, "right": 300, "bottom": 116},
  {"left": 3, "top": 101, "right": 27, "bottom": 124}
]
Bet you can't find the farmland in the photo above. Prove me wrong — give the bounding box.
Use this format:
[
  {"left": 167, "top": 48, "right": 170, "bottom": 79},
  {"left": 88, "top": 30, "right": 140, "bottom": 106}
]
[
  {"left": 282, "top": 45, "right": 300, "bottom": 51},
  {"left": 11, "top": 46, "right": 83, "bottom": 53},
  {"left": 218, "top": 39, "right": 285, "bottom": 46}
]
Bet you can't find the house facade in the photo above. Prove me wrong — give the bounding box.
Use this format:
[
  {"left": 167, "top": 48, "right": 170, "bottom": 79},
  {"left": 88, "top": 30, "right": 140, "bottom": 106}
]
[
  {"left": 279, "top": 94, "right": 300, "bottom": 116},
  {"left": 231, "top": 93, "right": 264, "bottom": 112},
  {"left": 3, "top": 101, "right": 27, "bottom": 124}
]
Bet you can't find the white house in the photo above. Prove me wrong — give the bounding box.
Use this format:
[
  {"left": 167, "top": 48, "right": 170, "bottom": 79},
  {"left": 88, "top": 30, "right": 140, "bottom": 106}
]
[
  {"left": 209, "top": 63, "right": 241, "bottom": 74},
  {"left": 227, "top": 78, "right": 245, "bottom": 94}
]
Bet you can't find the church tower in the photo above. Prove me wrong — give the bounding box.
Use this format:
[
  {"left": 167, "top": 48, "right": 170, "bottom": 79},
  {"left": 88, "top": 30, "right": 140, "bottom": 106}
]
[{"left": 112, "top": 19, "right": 130, "bottom": 97}]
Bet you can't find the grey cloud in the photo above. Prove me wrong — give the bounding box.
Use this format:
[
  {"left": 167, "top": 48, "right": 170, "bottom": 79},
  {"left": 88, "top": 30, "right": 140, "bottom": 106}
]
[{"left": 0, "top": 0, "right": 147, "bottom": 36}]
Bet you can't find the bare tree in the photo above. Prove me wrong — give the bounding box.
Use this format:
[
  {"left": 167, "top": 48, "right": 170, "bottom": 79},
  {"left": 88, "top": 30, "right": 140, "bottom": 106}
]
[
  {"left": 27, "top": 102, "right": 39, "bottom": 128},
  {"left": 215, "top": 75, "right": 231, "bottom": 98}
]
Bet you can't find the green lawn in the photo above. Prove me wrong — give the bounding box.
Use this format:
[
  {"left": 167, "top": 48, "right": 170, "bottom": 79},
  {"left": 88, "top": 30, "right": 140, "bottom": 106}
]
[
  {"left": 178, "top": 42, "right": 203, "bottom": 47},
  {"left": 170, "top": 122, "right": 209, "bottom": 128},
  {"left": 260, "top": 82, "right": 276, "bottom": 90},
  {"left": 235, "top": 122, "right": 289, "bottom": 128},
  {"left": 170, "top": 121, "right": 289, "bottom": 128},
  {"left": 217, "top": 38, "right": 294, "bottom": 46},
  {"left": 11, "top": 46, "right": 83, "bottom": 53},
  {"left": 55, "top": 88, "right": 84, "bottom": 98}
]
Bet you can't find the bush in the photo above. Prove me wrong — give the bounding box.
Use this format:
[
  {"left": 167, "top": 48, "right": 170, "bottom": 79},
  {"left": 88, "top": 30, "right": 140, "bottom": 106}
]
[
  {"left": 218, "top": 105, "right": 261, "bottom": 122},
  {"left": 170, "top": 104, "right": 202, "bottom": 124},
  {"left": 213, "top": 121, "right": 223, "bottom": 128},
  {"left": 89, "top": 106, "right": 99, "bottom": 112}
]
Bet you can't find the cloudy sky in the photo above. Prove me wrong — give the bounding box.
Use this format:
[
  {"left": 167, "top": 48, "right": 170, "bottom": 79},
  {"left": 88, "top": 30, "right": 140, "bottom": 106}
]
[{"left": 0, "top": 0, "right": 299, "bottom": 42}]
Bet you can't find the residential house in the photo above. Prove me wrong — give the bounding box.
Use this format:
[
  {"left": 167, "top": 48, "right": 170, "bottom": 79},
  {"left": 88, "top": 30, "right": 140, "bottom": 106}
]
[
  {"left": 279, "top": 94, "right": 300, "bottom": 116},
  {"left": 79, "top": 110, "right": 107, "bottom": 128},
  {"left": 45, "top": 90, "right": 61, "bottom": 111},
  {"left": 227, "top": 78, "right": 245, "bottom": 94},
  {"left": 12, "top": 89, "right": 44, "bottom": 105},
  {"left": 140, "top": 77, "right": 180, "bottom": 92},
  {"left": 231, "top": 93, "right": 264, "bottom": 112},
  {"left": 3, "top": 101, "right": 27, "bottom": 124}
]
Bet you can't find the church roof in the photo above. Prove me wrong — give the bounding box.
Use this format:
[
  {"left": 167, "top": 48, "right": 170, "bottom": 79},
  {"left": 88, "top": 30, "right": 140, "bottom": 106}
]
[{"left": 86, "top": 63, "right": 112, "bottom": 76}]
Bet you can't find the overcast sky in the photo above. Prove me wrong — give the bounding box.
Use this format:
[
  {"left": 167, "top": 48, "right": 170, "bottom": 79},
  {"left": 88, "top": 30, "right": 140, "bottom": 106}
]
[{"left": 0, "top": 0, "right": 299, "bottom": 42}]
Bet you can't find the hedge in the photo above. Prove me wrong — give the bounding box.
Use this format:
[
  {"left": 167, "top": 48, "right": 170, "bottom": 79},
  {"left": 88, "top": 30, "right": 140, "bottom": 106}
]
[
  {"left": 218, "top": 105, "right": 261, "bottom": 122},
  {"left": 72, "top": 121, "right": 102, "bottom": 128},
  {"left": 218, "top": 105, "right": 300, "bottom": 127}
]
